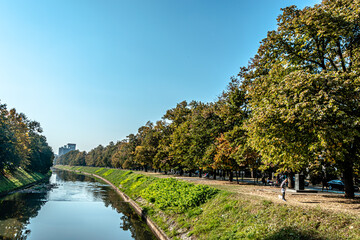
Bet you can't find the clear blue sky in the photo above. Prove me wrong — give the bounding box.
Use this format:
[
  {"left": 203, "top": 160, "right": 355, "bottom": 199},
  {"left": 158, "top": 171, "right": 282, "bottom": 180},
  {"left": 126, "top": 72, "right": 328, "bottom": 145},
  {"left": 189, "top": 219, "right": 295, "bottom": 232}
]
[{"left": 0, "top": 0, "right": 319, "bottom": 153}]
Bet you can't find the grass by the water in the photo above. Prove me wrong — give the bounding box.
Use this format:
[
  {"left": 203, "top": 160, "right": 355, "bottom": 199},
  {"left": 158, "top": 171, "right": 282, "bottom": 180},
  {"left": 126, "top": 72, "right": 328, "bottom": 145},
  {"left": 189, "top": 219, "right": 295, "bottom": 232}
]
[
  {"left": 56, "top": 165, "right": 360, "bottom": 240},
  {"left": 0, "top": 168, "right": 47, "bottom": 195}
]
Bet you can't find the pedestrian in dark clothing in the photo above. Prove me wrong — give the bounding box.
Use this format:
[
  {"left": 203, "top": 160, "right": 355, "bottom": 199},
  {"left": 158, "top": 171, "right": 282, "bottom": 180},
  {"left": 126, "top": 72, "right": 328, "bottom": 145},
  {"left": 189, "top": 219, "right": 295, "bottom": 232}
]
[
  {"left": 261, "top": 176, "right": 266, "bottom": 185},
  {"left": 322, "top": 177, "right": 328, "bottom": 191}
]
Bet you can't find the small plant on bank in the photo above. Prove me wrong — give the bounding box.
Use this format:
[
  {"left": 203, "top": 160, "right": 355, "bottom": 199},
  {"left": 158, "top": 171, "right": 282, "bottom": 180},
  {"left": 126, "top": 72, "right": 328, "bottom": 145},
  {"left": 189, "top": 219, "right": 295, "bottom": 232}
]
[{"left": 141, "top": 178, "right": 219, "bottom": 213}]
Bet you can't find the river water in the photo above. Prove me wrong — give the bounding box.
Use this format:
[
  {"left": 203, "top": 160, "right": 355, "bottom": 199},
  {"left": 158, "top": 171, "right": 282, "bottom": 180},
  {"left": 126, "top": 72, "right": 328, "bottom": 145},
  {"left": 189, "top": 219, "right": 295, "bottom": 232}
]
[{"left": 0, "top": 169, "right": 156, "bottom": 240}]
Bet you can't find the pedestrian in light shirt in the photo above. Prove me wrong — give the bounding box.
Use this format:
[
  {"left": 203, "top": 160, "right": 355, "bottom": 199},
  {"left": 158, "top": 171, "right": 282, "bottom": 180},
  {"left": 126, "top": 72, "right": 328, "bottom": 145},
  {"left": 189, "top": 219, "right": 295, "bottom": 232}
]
[{"left": 280, "top": 178, "right": 288, "bottom": 201}]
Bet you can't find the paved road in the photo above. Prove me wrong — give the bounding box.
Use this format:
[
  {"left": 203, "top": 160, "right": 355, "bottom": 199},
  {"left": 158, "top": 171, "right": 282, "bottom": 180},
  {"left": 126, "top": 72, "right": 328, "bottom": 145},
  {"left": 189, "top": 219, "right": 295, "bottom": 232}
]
[{"left": 306, "top": 185, "right": 360, "bottom": 196}]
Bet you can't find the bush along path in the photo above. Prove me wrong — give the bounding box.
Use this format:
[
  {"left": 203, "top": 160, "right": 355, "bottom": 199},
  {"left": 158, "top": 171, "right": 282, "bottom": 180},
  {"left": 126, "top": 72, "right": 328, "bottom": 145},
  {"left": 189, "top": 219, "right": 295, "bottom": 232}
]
[
  {"left": 0, "top": 168, "right": 51, "bottom": 197},
  {"left": 56, "top": 166, "right": 360, "bottom": 240}
]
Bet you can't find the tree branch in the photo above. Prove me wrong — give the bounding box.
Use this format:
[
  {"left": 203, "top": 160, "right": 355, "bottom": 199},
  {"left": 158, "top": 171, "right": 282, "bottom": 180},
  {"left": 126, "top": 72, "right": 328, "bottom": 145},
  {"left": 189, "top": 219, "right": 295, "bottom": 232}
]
[
  {"left": 281, "top": 39, "right": 326, "bottom": 71},
  {"left": 336, "top": 39, "right": 347, "bottom": 72}
]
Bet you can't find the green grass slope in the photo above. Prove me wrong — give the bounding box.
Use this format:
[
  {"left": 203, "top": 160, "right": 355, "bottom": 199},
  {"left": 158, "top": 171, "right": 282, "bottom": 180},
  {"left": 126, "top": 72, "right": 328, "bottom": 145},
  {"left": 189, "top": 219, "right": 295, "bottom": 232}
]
[
  {"left": 0, "top": 168, "right": 48, "bottom": 195},
  {"left": 56, "top": 165, "right": 360, "bottom": 240}
]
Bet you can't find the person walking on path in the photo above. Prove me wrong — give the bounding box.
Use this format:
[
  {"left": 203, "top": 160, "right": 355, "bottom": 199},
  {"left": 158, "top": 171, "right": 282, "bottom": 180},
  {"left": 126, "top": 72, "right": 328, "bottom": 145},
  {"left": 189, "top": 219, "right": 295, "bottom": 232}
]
[{"left": 280, "top": 178, "right": 288, "bottom": 201}]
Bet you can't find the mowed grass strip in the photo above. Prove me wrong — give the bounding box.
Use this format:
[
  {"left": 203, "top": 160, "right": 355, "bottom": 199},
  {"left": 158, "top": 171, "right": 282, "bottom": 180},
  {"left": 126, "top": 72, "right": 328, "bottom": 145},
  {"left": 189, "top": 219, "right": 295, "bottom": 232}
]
[{"left": 56, "top": 165, "right": 360, "bottom": 240}]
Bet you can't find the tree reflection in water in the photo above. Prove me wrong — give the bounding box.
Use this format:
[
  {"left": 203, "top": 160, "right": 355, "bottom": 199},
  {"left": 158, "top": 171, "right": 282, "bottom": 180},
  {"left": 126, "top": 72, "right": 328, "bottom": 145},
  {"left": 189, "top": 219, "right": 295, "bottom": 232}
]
[
  {"left": 57, "top": 170, "right": 156, "bottom": 239},
  {"left": 0, "top": 170, "right": 156, "bottom": 240},
  {"left": 0, "top": 184, "right": 49, "bottom": 239},
  {"left": 102, "top": 188, "right": 156, "bottom": 240}
]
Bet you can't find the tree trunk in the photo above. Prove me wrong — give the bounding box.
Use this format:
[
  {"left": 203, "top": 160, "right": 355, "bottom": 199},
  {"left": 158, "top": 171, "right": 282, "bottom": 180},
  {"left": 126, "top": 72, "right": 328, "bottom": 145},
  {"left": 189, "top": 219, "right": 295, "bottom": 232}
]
[
  {"left": 288, "top": 171, "right": 295, "bottom": 189},
  {"left": 343, "top": 159, "right": 355, "bottom": 198},
  {"left": 229, "top": 170, "right": 233, "bottom": 182},
  {"left": 253, "top": 169, "right": 256, "bottom": 184},
  {"left": 199, "top": 169, "right": 203, "bottom": 178},
  {"left": 213, "top": 170, "right": 216, "bottom": 180}
]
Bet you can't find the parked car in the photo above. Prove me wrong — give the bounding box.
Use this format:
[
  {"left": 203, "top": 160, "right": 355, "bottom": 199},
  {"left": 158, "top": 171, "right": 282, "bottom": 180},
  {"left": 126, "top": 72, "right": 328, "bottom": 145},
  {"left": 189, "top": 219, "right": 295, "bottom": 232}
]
[{"left": 327, "top": 180, "right": 359, "bottom": 191}]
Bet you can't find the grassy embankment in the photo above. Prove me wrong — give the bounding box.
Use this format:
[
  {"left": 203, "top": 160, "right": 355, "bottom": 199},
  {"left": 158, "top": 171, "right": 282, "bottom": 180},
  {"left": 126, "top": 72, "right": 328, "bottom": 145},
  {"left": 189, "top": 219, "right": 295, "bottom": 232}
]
[
  {"left": 0, "top": 167, "right": 49, "bottom": 196},
  {"left": 56, "top": 165, "right": 360, "bottom": 240}
]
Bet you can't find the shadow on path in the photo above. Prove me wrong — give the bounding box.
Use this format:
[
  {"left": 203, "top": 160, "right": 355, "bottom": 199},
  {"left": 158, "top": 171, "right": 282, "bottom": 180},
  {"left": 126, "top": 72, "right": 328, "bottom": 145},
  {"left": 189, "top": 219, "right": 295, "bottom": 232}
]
[{"left": 264, "top": 227, "right": 325, "bottom": 240}]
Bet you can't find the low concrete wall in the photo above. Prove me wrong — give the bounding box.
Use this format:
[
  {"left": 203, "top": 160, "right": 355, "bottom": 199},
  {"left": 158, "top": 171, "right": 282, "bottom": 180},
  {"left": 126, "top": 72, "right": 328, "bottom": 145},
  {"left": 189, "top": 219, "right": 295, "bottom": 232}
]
[{"left": 57, "top": 168, "right": 170, "bottom": 240}]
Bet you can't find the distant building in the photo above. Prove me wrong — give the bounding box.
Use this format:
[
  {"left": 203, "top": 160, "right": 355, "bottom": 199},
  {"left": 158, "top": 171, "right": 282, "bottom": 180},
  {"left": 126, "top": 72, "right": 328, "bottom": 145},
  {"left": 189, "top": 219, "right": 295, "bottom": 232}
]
[
  {"left": 53, "top": 154, "right": 58, "bottom": 165},
  {"left": 58, "top": 143, "right": 76, "bottom": 156}
]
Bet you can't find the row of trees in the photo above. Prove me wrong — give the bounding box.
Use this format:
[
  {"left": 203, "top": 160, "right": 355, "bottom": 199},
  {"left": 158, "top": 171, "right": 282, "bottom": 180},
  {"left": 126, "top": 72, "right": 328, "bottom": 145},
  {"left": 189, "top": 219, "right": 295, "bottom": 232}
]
[
  {"left": 57, "top": 93, "right": 255, "bottom": 176},
  {"left": 0, "top": 101, "right": 54, "bottom": 174},
  {"left": 58, "top": 0, "right": 360, "bottom": 198}
]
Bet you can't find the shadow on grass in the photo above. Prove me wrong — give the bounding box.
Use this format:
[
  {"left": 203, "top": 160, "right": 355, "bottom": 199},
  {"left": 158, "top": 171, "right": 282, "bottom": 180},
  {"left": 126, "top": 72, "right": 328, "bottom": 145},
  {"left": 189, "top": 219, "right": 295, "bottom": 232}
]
[
  {"left": 300, "top": 201, "right": 321, "bottom": 204},
  {"left": 321, "top": 195, "right": 360, "bottom": 204},
  {"left": 0, "top": 169, "right": 44, "bottom": 194},
  {"left": 12, "top": 170, "right": 34, "bottom": 184},
  {"left": 264, "top": 227, "right": 325, "bottom": 240},
  {"left": 0, "top": 175, "right": 17, "bottom": 192}
]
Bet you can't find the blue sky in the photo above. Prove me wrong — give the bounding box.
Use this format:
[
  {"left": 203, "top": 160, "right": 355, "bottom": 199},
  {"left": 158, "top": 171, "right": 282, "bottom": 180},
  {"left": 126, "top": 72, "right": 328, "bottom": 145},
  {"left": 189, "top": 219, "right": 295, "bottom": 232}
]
[{"left": 0, "top": 0, "right": 319, "bottom": 153}]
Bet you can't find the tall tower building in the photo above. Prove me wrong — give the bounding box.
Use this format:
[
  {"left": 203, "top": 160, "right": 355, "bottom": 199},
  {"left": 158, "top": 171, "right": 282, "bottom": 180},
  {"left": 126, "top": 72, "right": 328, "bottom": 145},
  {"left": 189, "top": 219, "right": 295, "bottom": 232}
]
[{"left": 58, "top": 143, "right": 76, "bottom": 156}]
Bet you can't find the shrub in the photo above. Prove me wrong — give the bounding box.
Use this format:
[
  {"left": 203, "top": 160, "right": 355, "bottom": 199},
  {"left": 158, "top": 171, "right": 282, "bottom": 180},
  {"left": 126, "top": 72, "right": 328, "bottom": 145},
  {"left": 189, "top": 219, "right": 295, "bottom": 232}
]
[{"left": 141, "top": 178, "right": 219, "bottom": 213}]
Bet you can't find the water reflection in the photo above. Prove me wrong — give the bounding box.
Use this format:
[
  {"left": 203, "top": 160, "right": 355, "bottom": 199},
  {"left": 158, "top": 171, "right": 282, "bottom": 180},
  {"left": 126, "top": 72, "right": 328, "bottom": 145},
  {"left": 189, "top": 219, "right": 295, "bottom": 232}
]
[
  {"left": 0, "top": 170, "right": 155, "bottom": 240},
  {"left": 0, "top": 190, "right": 48, "bottom": 239}
]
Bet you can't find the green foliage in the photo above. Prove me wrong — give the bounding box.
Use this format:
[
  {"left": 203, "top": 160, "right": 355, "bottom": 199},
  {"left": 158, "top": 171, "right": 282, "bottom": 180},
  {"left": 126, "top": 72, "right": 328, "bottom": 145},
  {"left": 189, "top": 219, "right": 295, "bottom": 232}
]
[
  {"left": 116, "top": 172, "right": 154, "bottom": 197},
  {"left": 55, "top": 0, "right": 360, "bottom": 198},
  {"left": 242, "top": 0, "right": 360, "bottom": 197},
  {"left": 57, "top": 150, "right": 86, "bottom": 166},
  {"left": 134, "top": 121, "right": 160, "bottom": 169},
  {"left": 186, "top": 207, "right": 203, "bottom": 218},
  {"left": 0, "top": 101, "right": 53, "bottom": 174},
  {"left": 141, "top": 178, "right": 219, "bottom": 213}
]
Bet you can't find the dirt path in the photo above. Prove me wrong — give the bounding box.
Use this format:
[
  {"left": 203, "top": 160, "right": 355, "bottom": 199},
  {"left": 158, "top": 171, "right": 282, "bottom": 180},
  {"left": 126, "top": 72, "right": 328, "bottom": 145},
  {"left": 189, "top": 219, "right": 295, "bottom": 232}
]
[{"left": 139, "top": 171, "right": 360, "bottom": 216}]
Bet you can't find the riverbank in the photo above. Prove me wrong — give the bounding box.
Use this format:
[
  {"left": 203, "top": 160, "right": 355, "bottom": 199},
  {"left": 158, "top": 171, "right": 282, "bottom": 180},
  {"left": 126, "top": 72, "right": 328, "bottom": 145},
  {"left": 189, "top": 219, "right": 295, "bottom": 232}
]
[
  {"left": 57, "top": 167, "right": 169, "bottom": 240},
  {"left": 0, "top": 167, "right": 50, "bottom": 197},
  {"left": 55, "top": 165, "right": 360, "bottom": 240}
]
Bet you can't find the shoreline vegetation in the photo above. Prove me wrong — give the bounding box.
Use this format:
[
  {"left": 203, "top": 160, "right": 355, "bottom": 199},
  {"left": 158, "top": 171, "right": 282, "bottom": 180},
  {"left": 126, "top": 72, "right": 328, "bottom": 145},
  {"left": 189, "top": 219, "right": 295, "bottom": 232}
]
[
  {"left": 0, "top": 167, "right": 50, "bottom": 197},
  {"left": 0, "top": 101, "right": 54, "bottom": 197},
  {"left": 56, "top": 165, "right": 360, "bottom": 240}
]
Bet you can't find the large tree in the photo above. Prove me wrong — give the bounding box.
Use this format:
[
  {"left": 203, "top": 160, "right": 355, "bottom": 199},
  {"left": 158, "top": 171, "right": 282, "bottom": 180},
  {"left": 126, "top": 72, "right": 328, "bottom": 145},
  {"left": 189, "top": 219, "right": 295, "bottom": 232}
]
[
  {"left": 28, "top": 134, "right": 54, "bottom": 173},
  {"left": 158, "top": 101, "right": 192, "bottom": 173},
  {"left": 134, "top": 121, "right": 160, "bottom": 171},
  {"left": 243, "top": 0, "right": 360, "bottom": 197},
  {"left": 217, "top": 78, "right": 259, "bottom": 174},
  {"left": 153, "top": 120, "right": 172, "bottom": 172},
  {"left": 0, "top": 101, "right": 53, "bottom": 173}
]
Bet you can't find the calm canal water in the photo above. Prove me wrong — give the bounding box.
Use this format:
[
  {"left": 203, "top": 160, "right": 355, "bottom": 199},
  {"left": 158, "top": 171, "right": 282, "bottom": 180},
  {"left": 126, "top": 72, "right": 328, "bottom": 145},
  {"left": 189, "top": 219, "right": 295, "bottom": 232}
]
[{"left": 0, "top": 169, "right": 156, "bottom": 240}]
